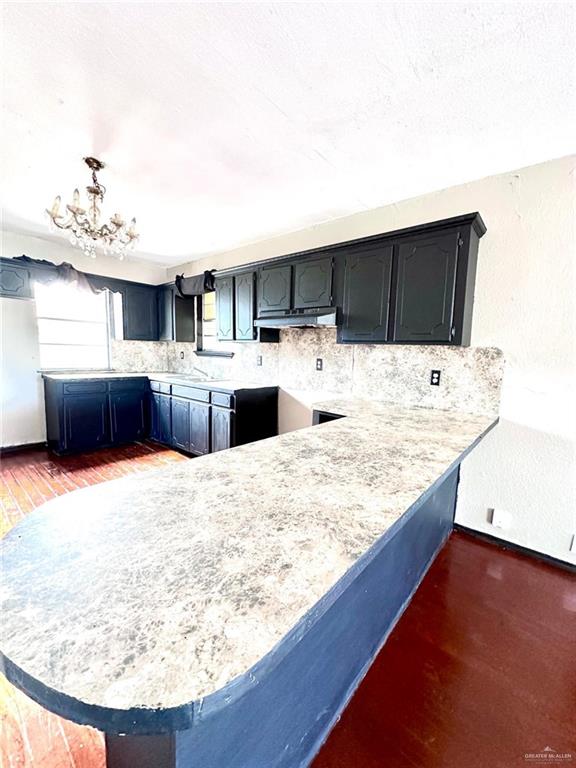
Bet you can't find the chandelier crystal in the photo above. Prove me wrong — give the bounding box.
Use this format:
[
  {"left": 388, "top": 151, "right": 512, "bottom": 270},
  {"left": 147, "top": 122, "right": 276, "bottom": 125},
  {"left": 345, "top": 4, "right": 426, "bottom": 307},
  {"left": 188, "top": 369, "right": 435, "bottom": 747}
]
[{"left": 46, "top": 157, "right": 138, "bottom": 260}]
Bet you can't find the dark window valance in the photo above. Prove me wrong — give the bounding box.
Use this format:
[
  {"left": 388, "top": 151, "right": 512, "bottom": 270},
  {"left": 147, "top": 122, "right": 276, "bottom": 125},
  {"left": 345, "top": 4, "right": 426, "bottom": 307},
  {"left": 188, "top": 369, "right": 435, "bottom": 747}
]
[
  {"left": 13, "top": 255, "right": 107, "bottom": 295},
  {"left": 175, "top": 270, "right": 215, "bottom": 297}
]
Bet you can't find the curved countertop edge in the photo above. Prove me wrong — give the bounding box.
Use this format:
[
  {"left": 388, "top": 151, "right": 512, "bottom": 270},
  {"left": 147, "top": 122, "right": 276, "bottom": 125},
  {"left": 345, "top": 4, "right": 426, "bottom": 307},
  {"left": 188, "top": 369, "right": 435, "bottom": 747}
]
[{"left": 1, "top": 416, "right": 498, "bottom": 735}]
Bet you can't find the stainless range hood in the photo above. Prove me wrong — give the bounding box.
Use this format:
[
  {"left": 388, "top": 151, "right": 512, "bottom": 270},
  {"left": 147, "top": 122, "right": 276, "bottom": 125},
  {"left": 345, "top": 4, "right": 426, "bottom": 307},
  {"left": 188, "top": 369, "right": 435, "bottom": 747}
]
[{"left": 254, "top": 309, "right": 337, "bottom": 329}]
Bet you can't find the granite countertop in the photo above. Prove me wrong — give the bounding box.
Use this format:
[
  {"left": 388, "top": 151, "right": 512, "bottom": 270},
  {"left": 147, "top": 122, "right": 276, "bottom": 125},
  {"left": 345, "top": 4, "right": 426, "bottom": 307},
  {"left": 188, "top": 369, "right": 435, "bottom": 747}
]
[
  {"left": 42, "top": 371, "right": 275, "bottom": 391},
  {"left": 0, "top": 398, "right": 497, "bottom": 726}
]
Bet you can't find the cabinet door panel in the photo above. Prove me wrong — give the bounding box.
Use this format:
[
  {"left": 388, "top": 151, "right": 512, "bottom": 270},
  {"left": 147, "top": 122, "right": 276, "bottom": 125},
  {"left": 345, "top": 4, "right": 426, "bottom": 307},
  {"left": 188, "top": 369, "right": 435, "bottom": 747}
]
[
  {"left": 211, "top": 406, "right": 234, "bottom": 453},
  {"left": 124, "top": 285, "right": 159, "bottom": 341},
  {"left": 258, "top": 265, "right": 292, "bottom": 314},
  {"left": 216, "top": 277, "right": 234, "bottom": 340},
  {"left": 171, "top": 397, "right": 191, "bottom": 452},
  {"left": 340, "top": 246, "right": 393, "bottom": 342},
  {"left": 393, "top": 230, "right": 459, "bottom": 342},
  {"left": 64, "top": 394, "right": 110, "bottom": 451},
  {"left": 158, "top": 286, "right": 175, "bottom": 341},
  {"left": 174, "top": 295, "right": 195, "bottom": 342},
  {"left": 0, "top": 263, "right": 32, "bottom": 299},
  {"left": 110, "top": 392, "right": 146, "bottom": 444},
  {"left": 293, "top": 257, "right": 333, "bottom": 309},
  {"left": 150, "top": 392, "right": 172, "bottom": 444},
  {"left": 235, "top": 272, "right": 256, "bottom": 341},
  {"left": 190, "top": 402, "right": 211, "bottom": 455}
]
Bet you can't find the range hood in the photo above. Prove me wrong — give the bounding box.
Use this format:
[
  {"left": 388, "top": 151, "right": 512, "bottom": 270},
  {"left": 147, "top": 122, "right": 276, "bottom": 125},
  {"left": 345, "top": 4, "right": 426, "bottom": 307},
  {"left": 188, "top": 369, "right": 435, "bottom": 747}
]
[{"left": 254, "top": 309, "right": 337, "bottom": 329}]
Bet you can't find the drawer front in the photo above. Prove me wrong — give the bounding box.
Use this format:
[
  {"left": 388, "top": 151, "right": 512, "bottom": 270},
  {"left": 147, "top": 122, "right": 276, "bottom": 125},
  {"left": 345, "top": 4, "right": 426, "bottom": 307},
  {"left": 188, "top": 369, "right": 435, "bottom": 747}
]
[
  {"left": 211, "top": 391, "right": 234, "bottom": 409},
  {"left": 150, "top": 381, "right": 171, "bottom": 395},
  {"left": 109, "top": 378, "right": 149, "bottom": 393},
  {"left": 172, "top": 385, "right": 210, "bottom": 403},
  {"left": 63, "top": 381, "right": 108, "bottom": 395}
]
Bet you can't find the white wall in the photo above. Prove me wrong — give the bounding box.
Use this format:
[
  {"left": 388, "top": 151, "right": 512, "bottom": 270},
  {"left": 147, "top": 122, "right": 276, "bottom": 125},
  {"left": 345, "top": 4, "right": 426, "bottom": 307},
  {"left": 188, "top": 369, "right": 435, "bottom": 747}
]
[
  {"left": 169, "top": 155, "right": 576, "bottom": 563},
  {"left": 0, "top": 297, "right": 45, "bottom": 446},
  {"left": 0, "top": 230, "right": 169, "bottom": 447}
]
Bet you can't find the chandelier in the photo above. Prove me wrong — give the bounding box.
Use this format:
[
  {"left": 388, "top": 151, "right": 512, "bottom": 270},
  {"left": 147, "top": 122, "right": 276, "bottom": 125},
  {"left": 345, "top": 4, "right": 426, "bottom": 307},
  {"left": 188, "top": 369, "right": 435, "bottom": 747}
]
[{"left": 46, "top": 157, "right": 138, "bottom": 260}]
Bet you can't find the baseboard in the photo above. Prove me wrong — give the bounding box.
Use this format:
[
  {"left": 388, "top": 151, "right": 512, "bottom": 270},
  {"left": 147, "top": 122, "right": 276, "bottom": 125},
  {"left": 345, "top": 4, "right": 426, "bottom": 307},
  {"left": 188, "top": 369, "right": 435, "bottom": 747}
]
[
  {"left": 0, "top": 441, "right": 47, "bottom": 457},
  {"left": 454, "top": 524, "right": 576, "bottom": 573}
]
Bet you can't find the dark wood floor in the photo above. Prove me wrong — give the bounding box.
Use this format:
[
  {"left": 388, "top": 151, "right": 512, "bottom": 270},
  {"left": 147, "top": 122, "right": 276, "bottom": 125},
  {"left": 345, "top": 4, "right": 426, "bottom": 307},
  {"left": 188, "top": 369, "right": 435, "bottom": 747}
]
[
  {"left": 313, "top": 532, "right": 576, "bottom": 768},
  {"left": 1, "top": 445, "right": 574, "bottom": 767}
]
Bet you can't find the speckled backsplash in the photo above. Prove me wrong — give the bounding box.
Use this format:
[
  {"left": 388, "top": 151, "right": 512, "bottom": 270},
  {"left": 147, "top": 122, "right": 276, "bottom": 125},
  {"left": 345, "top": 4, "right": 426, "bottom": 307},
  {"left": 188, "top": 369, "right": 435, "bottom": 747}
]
[{"left": 111, "top": 330, "right": 503, "bottom": 416}]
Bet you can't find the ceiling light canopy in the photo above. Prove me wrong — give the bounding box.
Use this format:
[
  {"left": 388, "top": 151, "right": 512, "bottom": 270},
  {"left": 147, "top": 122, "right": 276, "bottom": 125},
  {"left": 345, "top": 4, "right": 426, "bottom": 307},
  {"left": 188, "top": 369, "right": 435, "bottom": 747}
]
[{"left": 46, "top": 157, "right": 138, "bottom": 260}]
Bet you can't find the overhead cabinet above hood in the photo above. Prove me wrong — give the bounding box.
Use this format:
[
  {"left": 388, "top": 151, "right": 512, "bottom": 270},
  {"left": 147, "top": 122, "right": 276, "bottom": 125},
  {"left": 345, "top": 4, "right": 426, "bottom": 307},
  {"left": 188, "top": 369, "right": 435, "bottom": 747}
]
[
  {"left": 256, "top": 257, "right": 336, "bottom": 328},
  {"left": 254, "top": 309, "right": 337, "bottom": 329}
]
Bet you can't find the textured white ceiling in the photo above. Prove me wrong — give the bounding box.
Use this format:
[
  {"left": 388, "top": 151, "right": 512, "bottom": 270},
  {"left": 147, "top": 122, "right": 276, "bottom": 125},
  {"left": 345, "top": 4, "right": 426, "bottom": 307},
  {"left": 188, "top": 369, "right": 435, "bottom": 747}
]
[{"left": 2, "top": 2, "right": 575, "bottom": 266}]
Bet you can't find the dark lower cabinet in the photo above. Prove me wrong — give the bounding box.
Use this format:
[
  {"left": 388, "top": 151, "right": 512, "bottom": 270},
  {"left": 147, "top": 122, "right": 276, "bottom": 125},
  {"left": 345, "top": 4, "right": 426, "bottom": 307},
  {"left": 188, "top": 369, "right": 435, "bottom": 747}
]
[
  {"left": 45, "top": 377, "right": 151, "bottom": 455},
  {"left": 150, "top": 392, "right": 172, "bottom": 445},
  {"left": 63, "top": 393, "right": 110, "bottom": 452},
  {"left": 110, "top": 391, "right": 147, "bottom": 444},
  {"left": 45, "top": 377, "right": 278, "bottom": 457},
  {"left": 211, "top": 406, "right": 234, "bottom": 453},
  {"left": 340, "top": 245, "right": 393, "bottom": 342},
  {"left": 189, "top": 401, "right": 211, "bottom": 455},
  {"left": 393, "top": 230, "right": 459, "bottom": 342},
  {"left": 171, "top": 397, "right": 191, "bottom": 452}
]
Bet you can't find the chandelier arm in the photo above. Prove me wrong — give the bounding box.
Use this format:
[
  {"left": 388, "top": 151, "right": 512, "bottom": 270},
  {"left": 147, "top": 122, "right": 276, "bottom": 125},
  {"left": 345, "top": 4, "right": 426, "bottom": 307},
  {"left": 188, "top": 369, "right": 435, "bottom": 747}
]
[{"left": 47, "top": 157, "right": 138, "bottom": 259}]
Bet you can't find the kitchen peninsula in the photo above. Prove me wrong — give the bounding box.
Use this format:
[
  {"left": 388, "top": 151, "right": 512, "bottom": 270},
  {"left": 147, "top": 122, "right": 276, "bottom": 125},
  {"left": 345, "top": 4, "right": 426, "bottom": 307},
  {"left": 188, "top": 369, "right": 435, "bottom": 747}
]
[{"left": 0, "top": 399, "right": 498, "bottom": 768}]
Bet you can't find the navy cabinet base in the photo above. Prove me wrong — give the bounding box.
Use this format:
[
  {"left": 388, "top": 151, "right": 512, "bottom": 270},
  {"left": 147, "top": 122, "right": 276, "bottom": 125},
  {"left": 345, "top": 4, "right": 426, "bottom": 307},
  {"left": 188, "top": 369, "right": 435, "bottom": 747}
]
[{"left": 44, "top": 377, "right": 149, "bottom": 455}]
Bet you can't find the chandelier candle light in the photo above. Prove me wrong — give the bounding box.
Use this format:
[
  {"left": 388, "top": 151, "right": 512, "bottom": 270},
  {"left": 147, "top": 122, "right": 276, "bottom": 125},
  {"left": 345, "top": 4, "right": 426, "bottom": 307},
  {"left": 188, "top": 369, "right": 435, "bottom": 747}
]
[{"left": 46, "top": 157, "right": 138, "bottom": 260}]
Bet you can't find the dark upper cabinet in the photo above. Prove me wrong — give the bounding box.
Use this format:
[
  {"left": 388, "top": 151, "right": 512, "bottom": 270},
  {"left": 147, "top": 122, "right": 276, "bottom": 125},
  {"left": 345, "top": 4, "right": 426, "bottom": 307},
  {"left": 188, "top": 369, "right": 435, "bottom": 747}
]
[
  {"left": 211, "top": 406, "right": 234, "bottom": 453},
  {"left": 110, "top": 391, "right": 147, "bottom": 444},
  {"left": 171, "top": 397, "right": 191, "bottom": 452},
  {"left": 190, "top": 401, "right": 211, "bottom": 455},
  {"left": 340, "top": 245, "right": 393, "bottom": 343},
  {"left": 235, "top": 272, "right": 256, "bottom": 341},
  {"left": 293, "top": 257, "right": 333, "bottom": 310},
  {"left": 63, "top": 393, "right": 110, "bottom": 452},
  {"left": 150, "top": 391, "right": 172, "bottom": 445},
  {"left": 123, "top": 284, "right": 159, "bottom": 341},
  {"left": 158, "top": 285, "right": 195, "bottom": 342},
  {"left": 216, "top": 276, "right": 234, "bottom": 340},
  {"left": 0, "top": 261, "right": 32, "bottom": 299},
  {"left": 393, "top": 230, "right": 459, "bottom": 343},
  {"left": 258, "top": 264, "right": 292, "bottom": 314},
  {"left": 157, "top": 285, "right": 175, "bottom": 341},
  {"left": 174, "top": 295, "right": 195, "bottom": 342}
]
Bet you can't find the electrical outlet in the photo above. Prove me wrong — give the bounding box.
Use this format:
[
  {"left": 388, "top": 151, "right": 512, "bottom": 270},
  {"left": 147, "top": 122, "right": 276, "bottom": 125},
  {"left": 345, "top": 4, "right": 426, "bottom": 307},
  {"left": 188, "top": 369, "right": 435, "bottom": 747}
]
[
  {"left": 316, "top": 358, "right": 323, "bottom": 371},
  {"left": 180, "top": 351, "right": 185, "bottom": 360},
  {"left": 256, "top": 355, "right": 262, "bottom": 367},
  {"left": 487, "top": 508, "right": 512, "bottom": 529},
  {"left": 430, "top": 369, "right": 441, "bottom": 386}
]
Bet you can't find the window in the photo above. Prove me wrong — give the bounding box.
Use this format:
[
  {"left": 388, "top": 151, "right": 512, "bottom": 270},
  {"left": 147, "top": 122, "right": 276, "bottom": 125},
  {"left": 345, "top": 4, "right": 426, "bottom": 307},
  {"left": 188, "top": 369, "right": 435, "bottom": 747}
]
[
  {"left": 199, "top": 291, "right": 220, "bottom": 351},
  {"left": 34, "top": 282, "right": 111, "bottom": 370}
]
